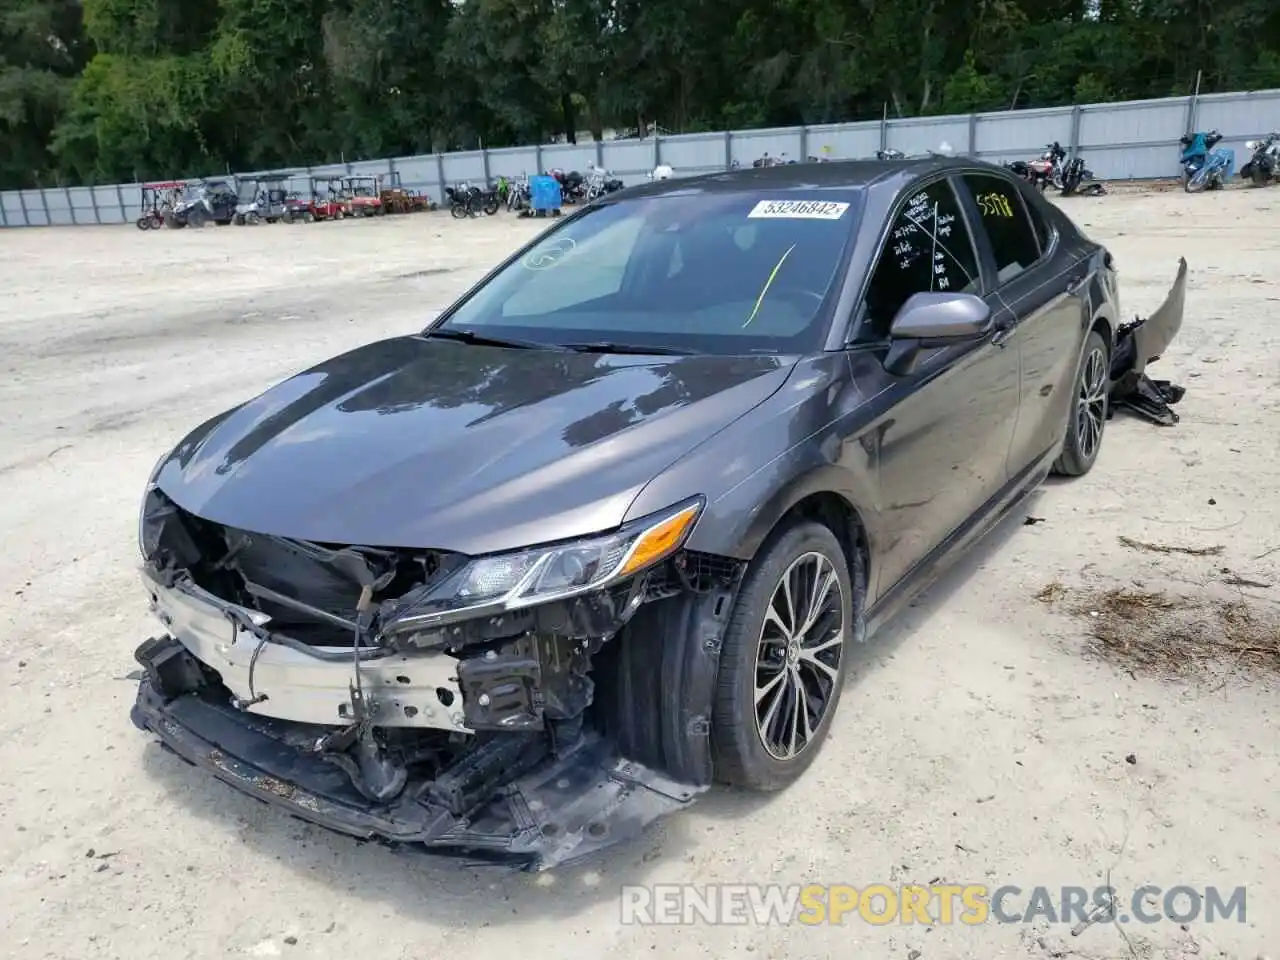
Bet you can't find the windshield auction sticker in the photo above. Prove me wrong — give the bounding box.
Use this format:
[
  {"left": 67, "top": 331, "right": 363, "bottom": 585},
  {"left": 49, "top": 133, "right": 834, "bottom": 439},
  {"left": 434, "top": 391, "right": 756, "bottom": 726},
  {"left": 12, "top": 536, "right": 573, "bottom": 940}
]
[{"left": 748, "top": 199, "right": 849, "bottom": 219}]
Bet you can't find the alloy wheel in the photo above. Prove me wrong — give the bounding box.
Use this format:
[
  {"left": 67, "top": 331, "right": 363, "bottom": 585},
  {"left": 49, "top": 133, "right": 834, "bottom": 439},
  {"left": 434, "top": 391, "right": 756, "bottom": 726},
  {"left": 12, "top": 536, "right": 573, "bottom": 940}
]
[
  {"left": 1076, "top": 345, "right": 1107, "bottom": 461},
  {"left": 753, "top": 552, "right": 846, "bottom": 761}
]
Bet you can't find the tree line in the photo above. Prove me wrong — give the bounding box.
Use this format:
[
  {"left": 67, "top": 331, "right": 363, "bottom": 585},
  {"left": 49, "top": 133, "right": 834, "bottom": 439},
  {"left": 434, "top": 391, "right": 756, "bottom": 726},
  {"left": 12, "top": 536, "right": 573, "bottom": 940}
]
[{"left": 2, "top": 0, "right": 1278, "bottom": 191}]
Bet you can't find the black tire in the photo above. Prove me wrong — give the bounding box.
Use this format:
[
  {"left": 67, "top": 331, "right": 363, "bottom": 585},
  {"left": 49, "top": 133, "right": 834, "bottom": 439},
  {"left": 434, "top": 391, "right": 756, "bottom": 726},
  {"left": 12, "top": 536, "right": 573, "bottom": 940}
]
[
  {"left": 450, "top": 201, "right": 466, "bottom": 220},
  {"left": 483, "top": 196, "right": 500, "bottom": 216},
  {"left": 1052, "top": 329, "right": 1109, "bottom": 477},
  {"left": 712, "top": 521, "right": 854, "bottom": 791}
]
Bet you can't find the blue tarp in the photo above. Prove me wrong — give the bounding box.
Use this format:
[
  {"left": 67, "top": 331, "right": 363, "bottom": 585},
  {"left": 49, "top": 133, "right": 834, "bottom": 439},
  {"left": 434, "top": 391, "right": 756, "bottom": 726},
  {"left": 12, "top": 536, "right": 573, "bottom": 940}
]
[{"left": 530, "top": 175, "right": 562, "bottom": 212}]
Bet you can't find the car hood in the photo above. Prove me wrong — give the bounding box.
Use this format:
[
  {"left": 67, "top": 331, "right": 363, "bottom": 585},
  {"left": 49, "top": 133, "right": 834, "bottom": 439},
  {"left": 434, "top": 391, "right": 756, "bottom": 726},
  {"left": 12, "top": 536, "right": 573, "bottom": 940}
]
[{"left": 155, "top": 335, "right": 793, "bottom": 554}]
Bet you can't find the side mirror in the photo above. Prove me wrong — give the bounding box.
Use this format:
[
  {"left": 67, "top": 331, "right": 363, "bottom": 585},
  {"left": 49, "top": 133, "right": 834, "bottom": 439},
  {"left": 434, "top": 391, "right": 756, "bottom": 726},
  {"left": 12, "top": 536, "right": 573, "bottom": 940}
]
[{"left": 884, "top": 293, "right": 992, "bottom": 375}]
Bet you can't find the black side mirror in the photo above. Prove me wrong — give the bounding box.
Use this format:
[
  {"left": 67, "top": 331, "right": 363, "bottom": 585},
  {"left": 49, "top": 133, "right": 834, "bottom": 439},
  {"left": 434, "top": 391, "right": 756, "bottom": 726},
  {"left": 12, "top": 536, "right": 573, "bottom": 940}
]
[{"left": 884, "top": 292, "right": 992, "bottom": 375}]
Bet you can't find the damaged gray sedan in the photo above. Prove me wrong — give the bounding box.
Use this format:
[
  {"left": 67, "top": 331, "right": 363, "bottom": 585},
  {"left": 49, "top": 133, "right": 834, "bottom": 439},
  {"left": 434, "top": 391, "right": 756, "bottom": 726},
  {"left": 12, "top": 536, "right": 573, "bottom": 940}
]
[{"left": 131, "top": 158, "right": 1187, "bottom": 869}]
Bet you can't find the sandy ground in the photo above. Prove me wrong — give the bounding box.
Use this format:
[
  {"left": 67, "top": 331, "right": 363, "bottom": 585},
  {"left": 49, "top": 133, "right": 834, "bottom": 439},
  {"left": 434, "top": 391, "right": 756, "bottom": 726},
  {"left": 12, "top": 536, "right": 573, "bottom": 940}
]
[{"left": 1, "top": 190, "right": 1278, "bottom": 960}]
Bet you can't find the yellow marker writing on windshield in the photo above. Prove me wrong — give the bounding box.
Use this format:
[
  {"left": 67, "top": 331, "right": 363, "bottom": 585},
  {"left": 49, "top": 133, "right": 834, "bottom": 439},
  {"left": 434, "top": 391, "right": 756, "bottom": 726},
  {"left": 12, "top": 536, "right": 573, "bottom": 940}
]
[{"left": 742, "top": 243, "right": 797, "bottom": 328}]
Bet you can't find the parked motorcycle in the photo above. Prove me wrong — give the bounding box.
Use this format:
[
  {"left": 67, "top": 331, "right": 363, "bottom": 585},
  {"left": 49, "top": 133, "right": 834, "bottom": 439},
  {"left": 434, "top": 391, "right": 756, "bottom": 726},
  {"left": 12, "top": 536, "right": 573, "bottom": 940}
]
[
  {"left": 1240, "top": 133, "right": 1280, "bottom": 186},
  {"left": 875, "top": 148, "right": 906, "bottom": 160},
  {"left": 1059, "top": 156, "right": 1106, "bottom": 197},
  {"left": 505, "top": 174, "right": 531, "bottom": 212},
  {"left": 547, "top": 168, "right": 587, "bottom": 203},
  {"left": 1179, "top": 130, "right": 1234, "bottom": 192},
  {"left": 752, "top": 152, "right": 797, "bottom": 167},
  {"left": 446, "top": 182, "right": 498, "bottom": 218},
  {"left": 582, "top": 166, "right": 624, "bottom": 201},
  {"left": 1007, "top": 142, "right": 1066, "bottom": 191}
]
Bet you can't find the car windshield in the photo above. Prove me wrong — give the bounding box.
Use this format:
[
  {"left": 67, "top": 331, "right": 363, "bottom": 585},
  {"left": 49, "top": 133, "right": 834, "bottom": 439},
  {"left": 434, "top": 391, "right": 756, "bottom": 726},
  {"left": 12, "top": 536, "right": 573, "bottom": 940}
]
[{"left": 433, "top": 191, "right": 863, "bottom": 354}]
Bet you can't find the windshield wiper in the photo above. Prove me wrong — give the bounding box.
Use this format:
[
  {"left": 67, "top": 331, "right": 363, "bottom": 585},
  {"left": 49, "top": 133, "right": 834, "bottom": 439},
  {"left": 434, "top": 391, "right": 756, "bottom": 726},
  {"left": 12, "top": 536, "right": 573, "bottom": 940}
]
[
  {"left": 423, "top": 328, "right": 565, "bottom": 351},
  {"left": 561, "top": 341, "right": 695, "bottom": 356}
]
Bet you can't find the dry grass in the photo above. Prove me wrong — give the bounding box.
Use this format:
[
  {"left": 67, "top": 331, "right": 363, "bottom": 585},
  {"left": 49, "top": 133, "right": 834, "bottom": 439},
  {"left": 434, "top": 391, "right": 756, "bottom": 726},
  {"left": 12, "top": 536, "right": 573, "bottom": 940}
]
[
  {"left": 1116, "top": 535, "right": 1225, "bottom": 557},
  {"left": 1039, "top": 583, "right": 1280, "bottom": 678}
]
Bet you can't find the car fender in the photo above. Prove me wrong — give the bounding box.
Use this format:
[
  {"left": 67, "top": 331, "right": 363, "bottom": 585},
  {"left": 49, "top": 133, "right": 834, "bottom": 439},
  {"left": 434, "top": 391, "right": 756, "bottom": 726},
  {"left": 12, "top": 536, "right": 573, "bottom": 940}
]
[{"left": 626, "top": 354, "right": 879, "bottom": 565}]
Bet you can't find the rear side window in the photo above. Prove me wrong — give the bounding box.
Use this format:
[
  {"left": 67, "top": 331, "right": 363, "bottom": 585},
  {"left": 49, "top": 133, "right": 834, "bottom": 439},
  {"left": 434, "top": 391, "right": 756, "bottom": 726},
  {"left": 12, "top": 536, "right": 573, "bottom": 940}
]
[
  {"left": 961, "top": 174, "right": 1040, "bottom": 285},
  {"left": 1023, "top": 191, "right": 1055, "bottom": 251}
]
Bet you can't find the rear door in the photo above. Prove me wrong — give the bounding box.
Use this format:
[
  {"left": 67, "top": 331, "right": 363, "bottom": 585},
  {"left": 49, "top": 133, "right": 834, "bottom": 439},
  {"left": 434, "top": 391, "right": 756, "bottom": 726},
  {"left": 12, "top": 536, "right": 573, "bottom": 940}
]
[
  {"left": 954, "top": 172, "right": 1089, "bottom": 478},
  {"left": 845, "top": 176, "right": 1022, "bottom": 598}
]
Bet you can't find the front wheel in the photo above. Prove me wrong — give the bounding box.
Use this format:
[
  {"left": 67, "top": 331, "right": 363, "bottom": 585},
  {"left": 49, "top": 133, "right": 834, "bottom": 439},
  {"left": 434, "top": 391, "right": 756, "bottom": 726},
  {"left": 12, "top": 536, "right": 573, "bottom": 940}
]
[
  {"left": 1052, "top": 329, "right": 1109, "bottom": 477},
  {"left": 450, "top": 201, "right": 467, "bottom": 219},
  {"left": 712, "top": 521, "right": 854, "bottom": 791}
]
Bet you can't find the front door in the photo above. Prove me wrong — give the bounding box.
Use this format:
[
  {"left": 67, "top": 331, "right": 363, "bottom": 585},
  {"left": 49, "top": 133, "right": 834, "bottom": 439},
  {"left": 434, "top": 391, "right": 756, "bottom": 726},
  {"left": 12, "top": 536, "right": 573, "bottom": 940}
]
[{"left": 848, "top": 176, "right": 1023, "bottom": 600}]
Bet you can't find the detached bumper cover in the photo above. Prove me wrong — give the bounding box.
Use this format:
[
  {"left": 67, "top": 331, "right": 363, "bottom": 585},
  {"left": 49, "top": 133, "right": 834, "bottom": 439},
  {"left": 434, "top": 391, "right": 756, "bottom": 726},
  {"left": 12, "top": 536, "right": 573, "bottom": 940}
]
[
  {"left": 1109, "top": 257, "right": 1189, "bottom": 426},
  {"left": 130, "top": 677, "right": 704, "bottom": 870}
]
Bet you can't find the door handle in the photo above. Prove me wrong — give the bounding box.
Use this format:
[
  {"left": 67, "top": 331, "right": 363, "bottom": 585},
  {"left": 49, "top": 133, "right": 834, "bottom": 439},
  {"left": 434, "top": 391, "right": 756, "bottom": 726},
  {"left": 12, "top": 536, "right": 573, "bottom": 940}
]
[
  {"left": 1067, "top": 275, "right": 1090, "bottom": 296},
  {"left": 990, "top": 318, "right": 1015, "bottom": 347}
]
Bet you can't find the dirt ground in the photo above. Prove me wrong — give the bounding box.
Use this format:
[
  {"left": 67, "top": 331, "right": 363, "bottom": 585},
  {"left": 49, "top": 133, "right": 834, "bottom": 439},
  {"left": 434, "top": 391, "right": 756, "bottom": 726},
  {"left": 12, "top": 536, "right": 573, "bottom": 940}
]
[{"left": 1, "top": 189, "right": 1278, "bottom": 960}]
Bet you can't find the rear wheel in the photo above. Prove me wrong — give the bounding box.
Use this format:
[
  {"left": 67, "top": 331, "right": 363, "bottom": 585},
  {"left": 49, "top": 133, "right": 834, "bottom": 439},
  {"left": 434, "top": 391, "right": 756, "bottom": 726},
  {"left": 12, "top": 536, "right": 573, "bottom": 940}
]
[
  {"left": 1052, "top": 330, "right": 1109, "bottom": 477},
  {"left": 712, "top": 521, "right": 853, "bottom": 791}
]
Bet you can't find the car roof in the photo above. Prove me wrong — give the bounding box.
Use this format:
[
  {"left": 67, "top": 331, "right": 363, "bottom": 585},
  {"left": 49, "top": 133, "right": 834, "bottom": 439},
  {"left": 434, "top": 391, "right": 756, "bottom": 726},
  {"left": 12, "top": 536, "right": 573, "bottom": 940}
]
[{"left": 615, "top": 156, "right": 998, "bottom": 200}]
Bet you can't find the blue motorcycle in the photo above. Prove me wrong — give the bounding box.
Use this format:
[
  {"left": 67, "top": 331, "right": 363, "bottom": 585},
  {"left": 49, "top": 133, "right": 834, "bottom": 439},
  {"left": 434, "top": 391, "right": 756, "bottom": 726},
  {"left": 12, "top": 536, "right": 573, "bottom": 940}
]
[{"left": 1179, "top": 130, "right": 1234, "bottom": 193}]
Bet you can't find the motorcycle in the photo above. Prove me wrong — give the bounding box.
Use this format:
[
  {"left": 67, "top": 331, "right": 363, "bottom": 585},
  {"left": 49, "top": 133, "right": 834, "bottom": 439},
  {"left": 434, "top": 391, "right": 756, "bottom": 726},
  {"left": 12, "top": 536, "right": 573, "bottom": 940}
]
[
  {"left": 1059, "top": 156, "right": 1106, "bottom": 197},
  {"left": 1179, "top": 130, "right": 1234, "bottom": 192},
  {"left": 875, "top": 148, "right": 905, "bottom": 160},
  {"left": 547, "top": 168, "right": 587, "bottom": 203},
  {"left": 752, "top": 152, "right": 796, "bottom": 167},
  {"left": 582, "top": 166, "right": 624, "bottom": 202},
  {"left": 446, "top": 182, "right": 498, "bottom": 218},
  {"left": 505, "top": 174, "right": 531, "bottom": 212},
  {"left": 1009, "top": 142, "right": 1066, "bottom": 191},
  {"left": 1240, "top": 133, "right": 1280, "bottom": 187}
]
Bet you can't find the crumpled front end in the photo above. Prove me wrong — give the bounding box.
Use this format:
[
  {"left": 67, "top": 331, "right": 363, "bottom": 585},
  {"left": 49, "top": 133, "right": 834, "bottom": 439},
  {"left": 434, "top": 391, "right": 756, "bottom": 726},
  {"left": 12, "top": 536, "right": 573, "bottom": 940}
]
[{"left": 130, "top": 488, "right": 731, "bottom": 869}]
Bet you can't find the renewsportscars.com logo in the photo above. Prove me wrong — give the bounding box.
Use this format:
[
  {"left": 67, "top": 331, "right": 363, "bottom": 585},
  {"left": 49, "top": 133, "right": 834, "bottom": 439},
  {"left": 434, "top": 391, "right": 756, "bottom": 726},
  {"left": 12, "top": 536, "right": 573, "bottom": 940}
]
[{"left": 619, "top": 884, "right": 1248, "bottom": 927}]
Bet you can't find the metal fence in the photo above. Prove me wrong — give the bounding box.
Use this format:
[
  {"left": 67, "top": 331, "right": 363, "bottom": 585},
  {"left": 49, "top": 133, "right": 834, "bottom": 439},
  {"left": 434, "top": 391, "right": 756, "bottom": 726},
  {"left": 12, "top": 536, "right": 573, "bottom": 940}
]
[{"left": 4, "top": 87, "right": 1280, "bottom": 228}]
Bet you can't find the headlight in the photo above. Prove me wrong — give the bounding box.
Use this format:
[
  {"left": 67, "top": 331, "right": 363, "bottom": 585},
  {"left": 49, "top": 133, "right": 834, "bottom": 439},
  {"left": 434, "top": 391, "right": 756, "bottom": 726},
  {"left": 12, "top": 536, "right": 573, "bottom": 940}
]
[{"left": 382, "top": 498, "right": 703, "bottom": 634}]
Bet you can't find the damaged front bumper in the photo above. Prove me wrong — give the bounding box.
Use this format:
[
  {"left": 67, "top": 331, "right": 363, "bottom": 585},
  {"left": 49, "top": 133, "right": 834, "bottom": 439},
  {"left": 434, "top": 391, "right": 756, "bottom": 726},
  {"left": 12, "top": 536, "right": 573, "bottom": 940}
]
[
  {"left": 142, "top": 570, "right": 470, "bottom": 732},
  {"left": 1109, "top": 257, "right": 1189, "bottom": 425},
  {"left": 131, "top": 550, "right": 714, "bottom": 869},
  {"left": 130, "top": 635, "right": 704, "bottom": 870}
]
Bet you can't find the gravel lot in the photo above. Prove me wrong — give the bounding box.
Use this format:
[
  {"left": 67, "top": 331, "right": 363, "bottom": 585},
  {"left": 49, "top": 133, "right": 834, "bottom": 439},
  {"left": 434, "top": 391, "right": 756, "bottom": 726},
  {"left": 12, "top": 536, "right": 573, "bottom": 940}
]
[{"left": 1, "top": 189, "right": 1278, "bottom": 960}]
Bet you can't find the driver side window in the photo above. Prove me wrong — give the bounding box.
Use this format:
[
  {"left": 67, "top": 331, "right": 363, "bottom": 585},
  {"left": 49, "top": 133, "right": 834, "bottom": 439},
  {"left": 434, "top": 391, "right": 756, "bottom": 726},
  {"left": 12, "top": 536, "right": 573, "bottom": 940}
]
[{"left": 858, "top": 179, "right": 979, "bottom": 341}]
